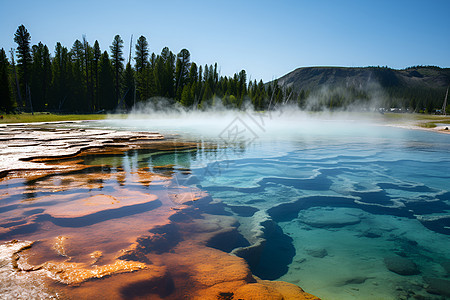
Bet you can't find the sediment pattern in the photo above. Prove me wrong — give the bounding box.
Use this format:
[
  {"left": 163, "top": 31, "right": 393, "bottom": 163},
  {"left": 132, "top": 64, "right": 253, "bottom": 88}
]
[{"left": 0, "top": 123, "right": 318, "bottom": 299}]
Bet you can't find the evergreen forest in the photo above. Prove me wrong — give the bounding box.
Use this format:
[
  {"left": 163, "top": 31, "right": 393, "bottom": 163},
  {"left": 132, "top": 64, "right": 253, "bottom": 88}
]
[{"left": 1, "top": 25, "right": 449, "bottom": 114}]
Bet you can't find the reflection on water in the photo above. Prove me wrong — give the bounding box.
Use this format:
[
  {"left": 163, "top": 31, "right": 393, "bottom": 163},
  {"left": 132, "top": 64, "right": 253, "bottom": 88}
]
[
  {"left": 1, "top": 119, "right": 450, "bottom": 299},
  {"left": 2, "top": 139, "right": 317, "bottom": 299},
  {"left": 186, "top": 125, "right": 450, "bottom": 300}
]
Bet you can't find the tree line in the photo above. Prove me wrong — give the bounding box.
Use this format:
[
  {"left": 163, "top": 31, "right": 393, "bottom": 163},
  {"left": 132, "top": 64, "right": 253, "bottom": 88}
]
[
  {"left": 1, "top": 25, "right": 448, "bottom": 114},
  {"left": 0, "top": 24, "right": 276, "bottom": 114}
]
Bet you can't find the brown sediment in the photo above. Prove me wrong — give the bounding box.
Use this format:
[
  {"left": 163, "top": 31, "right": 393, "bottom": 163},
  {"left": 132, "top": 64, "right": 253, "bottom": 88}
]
[
  {"left": 35, "top": 259, "right": 148, "bottom": 285},
  {"left": 0, "top": 123, "right": 319, "bottom": 299},
  {"left": 232, "top": 279, "right": 319, "bottom": 300},
  {"left": 12, "top": 207, "right": 318, "bottom": 299},
  {"left": 43, "top": 191, "right": 159, "bottom": 219},
  {"left": 131, "top": 169, "right": 171, "bottom": 187}
]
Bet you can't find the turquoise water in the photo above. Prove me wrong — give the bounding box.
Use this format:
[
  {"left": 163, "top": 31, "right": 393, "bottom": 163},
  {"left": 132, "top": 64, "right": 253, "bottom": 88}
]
[{"left": 85, "top": 113, "right": 450, "bottom": 299}]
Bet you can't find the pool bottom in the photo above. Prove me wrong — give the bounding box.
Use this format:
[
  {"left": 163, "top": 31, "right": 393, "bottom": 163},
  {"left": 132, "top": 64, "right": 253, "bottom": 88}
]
[
  {"left": 277, "top": 207, "right": 449, "bottom": 299},
  {"left": 1, "top": 192, "right": 319, "bottom": 300},
  {"left": 0, "top": 134, "right": 319, "bottom": 299}
]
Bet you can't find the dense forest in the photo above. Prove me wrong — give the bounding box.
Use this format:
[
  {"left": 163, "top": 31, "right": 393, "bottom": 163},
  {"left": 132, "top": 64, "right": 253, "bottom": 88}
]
[
  {"left": 1, "top": 25, "right": 449, "bottom": 114},
  {"left": 0, "top": 25, "right": 269, "bottom": 114}
]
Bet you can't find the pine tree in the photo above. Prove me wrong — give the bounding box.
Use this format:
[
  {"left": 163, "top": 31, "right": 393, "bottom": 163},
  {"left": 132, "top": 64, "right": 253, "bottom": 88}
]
[
  {"left": 110, "top": 35, "right": 124, "bottom": 105},
  {"left": 42, "top": 45, "right": 51, "bottom": 108},
  {"left": 203, "top": 64, "right": 209, "bottom": 83},
  {"left": 29, "top": 43, "right": 52, "bottom": 111},
  {"left": 122, "top": 62, "right": 135, "bottom": 110},
  {"left": 153, "top": 54, "right": 163, "bottom": 97},
  {"left": 13, "top": 24, "right": 32, "bottom": 112},
  {"left": 164, "top": 48, "right": 176, "bottom": 98},
  {"left": 180, "top": 83, "right": 193, "bottom": 107},
  {"left": 154, "top": 47, "right": 175, "bottom": 98},
  {"left": 197, "top": 65, "right": 203, "bottom": 104},
  {"left": 82, "top": 35, "right": 93, "bottom": 112},
  {"left": 145, "top": 52, "right": 156, "bottom": 99},
  {"left": 189, "top": 62, "right": 198, "bottom": 84},
  {"left": 213, "top": 63, "right": 218, "bottom": 89},
  {"left": 238, "top": 70, "right": 247, "bottom": 103},
  {"left": 92, "top": 40, "right": 101, "bottom": 110},
  {"left": 188, "top": 63, "right": 198, "bottom": 103},
  {"left": 50, "top": 42, "right": 70, "bottom": 110},
  {"left": 98, "top": 51, "right": 115, "bottom": 110},
  {"left": 135, "top": 36, "right": 149, "bottom": 73},
  {"left": 175, "top": 49, "right": 191, "bottom": 100},
  {"left": 135, "top": 36, "right": 149, "bottom": 102},
  {"left": 0, "top": 48, "right": 14, "bottom": 112},
  {"left": 31, "top": 43, "right": 44, "bottom": 110},
  {"left": 201, "top": 80, "right": 213, "bottom": 105},
  {"left": 70, "top": 40, "right": 87, "bottom": 111}
]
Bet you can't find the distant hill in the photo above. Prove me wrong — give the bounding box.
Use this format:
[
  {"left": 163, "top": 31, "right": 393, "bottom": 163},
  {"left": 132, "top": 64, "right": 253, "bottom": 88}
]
[
  {"left": 274, "top": 66, "right": 450, "bottom": 111},
  {"left": 277, "top": 66, "right": 450, "bottom": 90}
]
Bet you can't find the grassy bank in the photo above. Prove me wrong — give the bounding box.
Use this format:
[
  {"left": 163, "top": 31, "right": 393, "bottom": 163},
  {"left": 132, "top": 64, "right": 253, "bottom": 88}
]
[
  {"left": 0, "top": 113, "right": 111, "bottom": 124},
  {"left": 1, "top": 111, "right": 449, "bottom": 128},
  {"left": 381, "top": 112, "right": 450, "bottom": 128}
]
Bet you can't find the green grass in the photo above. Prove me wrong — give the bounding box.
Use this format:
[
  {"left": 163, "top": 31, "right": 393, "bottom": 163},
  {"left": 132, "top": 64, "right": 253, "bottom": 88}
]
[
  {"left": 381, "top": 112, "right": 450, "bottom": 128},
  {"left": 1, "top": 111, "right": 449, "bottom": 128},
  {"left": 0, "top": 113, "right": 110, "bottom": 124},
  {"left": 381, "top": 113, "right": 444, "bottom": 120},
  {"left": 417, "top": 122, "right": 437, "bottom": 128}
]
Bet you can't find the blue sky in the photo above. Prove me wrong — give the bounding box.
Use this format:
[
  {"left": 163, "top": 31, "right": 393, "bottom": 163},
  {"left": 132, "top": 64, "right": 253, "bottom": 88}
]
[{"left": 1, "top": 0, "right": 449, "bottom": 82}]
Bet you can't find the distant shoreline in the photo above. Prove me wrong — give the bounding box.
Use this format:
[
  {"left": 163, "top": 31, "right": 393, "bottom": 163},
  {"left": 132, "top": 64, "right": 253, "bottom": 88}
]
[{"left": 418, "top": 125, "right": 450, "bottom": 135}]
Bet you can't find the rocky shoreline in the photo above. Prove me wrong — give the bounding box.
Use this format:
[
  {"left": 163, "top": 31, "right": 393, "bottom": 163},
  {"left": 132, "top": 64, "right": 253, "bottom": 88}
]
[{"left": 0, "top": 121, "right": 164, "bottom": 178}]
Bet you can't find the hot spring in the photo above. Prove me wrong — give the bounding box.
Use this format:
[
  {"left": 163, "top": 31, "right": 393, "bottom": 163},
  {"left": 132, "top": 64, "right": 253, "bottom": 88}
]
[{"left": 1, "top": 111, "right": 449, "bottom": 299}]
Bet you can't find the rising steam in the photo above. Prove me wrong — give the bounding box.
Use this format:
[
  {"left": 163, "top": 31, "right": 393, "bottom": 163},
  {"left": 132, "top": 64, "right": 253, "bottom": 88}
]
[{"left": 106, "top": 84, "right": 393, "bottom": 143}]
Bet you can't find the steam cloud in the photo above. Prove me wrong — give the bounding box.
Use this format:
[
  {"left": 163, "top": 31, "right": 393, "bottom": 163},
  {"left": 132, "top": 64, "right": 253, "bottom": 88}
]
[{"left": 106, "top": 84, "right": 393, "bottom": 143}]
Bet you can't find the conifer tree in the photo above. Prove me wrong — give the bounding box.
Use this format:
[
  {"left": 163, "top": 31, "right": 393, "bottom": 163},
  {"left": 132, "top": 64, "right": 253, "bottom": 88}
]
[
  {"left": 110, "top": 35, "right": 124, "bottom": 105},
  {"left": 154, "top": 47, "right": 175, "bottom": 98},
  {"left": 92, "top": 40, "right": 101, "bottom": 110},
  {"left": 188, "top": 62, "right": 198, "bottom": 104},
  {"left": 122, "top": 62, "right": 135, "bottom": 110},
  {"left": 42, "top": 45, "right": 52, "bottom": 107},
  {"left": 163, "top": 47, "right": 176, "bottom": 98},
  {"left": 0, "top": 48, "right": 14, "bottom": 112},
  {"left": 31, "top": 42, "right": 51, "bottom": 111},
  {"left": 153, "top": 54, "right": 163, "bottom": 97},
  {"left": 98, "top": 51, "right": 115, "bottom": 110},
  {"left": 135, "top": 36, "right": 149, "bottom": 102},
  {"left": 13, "top": 24, "right": 32, "bottom": 112},
  {"left": 189, "top": 62, "right": 198, "bottom": 84},
  {"left": 135, "top": 36, "right": 149, "bottom": 73},
  {"left": 238, "top": 70, "right": 247, "bottom": 102},
  {"left": 70, "top": 40, "right": 87, "bottom": 111},
  {"left": 82, "top": 35, "right": 93, "bottom": 111},
  {"left": 175, "top": 49, "right": 191, "bottom": 100},
  {"left": 180, "top": 84, "right": 193, "bottom": 107},
  {"left": 50, "top": 42, "right": 70, "bottom": 110}
]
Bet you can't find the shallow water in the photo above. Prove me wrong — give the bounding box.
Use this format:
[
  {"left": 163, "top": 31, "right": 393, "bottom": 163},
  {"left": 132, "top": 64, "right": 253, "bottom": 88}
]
[
  {"left": 1, "top": 113, "right": 450, "bottom": 299},
  {"left": 92, "top": 113, "right": 450, "bottom": 299}
]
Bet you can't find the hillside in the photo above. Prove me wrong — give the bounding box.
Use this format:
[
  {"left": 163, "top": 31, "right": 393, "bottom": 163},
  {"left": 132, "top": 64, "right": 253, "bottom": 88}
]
[
  {"left": 277, "top": 66, "right": 450, "bottom": 90},
  {"left": 275, "top": 66, "right": 450, "bottom": 111}
]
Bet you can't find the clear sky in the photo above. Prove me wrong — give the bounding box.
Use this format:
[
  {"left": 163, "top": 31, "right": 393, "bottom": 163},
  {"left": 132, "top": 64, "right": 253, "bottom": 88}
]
[{"left": 1, "top": 0, "right": 449, "bottom": 83}]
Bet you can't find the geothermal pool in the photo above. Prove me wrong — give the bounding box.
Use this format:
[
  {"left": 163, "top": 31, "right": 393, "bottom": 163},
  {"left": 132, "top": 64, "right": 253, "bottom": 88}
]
[{"left": 1, "top": 112, "right": 450, "bottom": 299}]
